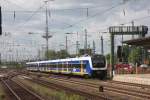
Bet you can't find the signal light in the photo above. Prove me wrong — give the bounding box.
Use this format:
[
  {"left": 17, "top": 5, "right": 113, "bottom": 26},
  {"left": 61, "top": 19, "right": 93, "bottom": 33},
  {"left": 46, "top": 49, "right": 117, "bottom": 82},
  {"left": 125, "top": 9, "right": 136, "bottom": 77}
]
[{"left": 117, "top": 46, "right": 122, "bottom": 58}]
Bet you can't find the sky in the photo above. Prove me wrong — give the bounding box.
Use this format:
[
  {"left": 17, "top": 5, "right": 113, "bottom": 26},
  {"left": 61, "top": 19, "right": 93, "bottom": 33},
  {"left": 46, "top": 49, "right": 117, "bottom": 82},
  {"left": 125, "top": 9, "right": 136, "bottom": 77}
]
[{"left": 0, "top": 0, "right": 150, "bottom": 61}]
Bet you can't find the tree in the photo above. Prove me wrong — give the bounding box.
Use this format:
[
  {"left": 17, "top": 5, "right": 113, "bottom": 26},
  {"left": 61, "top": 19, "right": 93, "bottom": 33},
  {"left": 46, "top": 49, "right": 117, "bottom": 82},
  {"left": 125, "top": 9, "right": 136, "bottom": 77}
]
[
  {"left": 106, "top": 54, "right": 110, "bottom": 64},
  {"left": 57, "top": 50, "right": 70, "bottom": 59},
  {"left": 45, "top": 49, "right": 70, "bottom": 59},
  {"left": 106, "top": 53, "right": 117, "bottom": 64},
  {"left": 128, "top": 46, "right": 142, "bottom": 64},
  {"left": 122, "top": 45, "right": 130, "bottom": 62},
  {"left": 79, "top": 48, "right": 92, "bottom": 56},
  {"left": 45, "top": 50, "right": 57, "bottom": 60}
]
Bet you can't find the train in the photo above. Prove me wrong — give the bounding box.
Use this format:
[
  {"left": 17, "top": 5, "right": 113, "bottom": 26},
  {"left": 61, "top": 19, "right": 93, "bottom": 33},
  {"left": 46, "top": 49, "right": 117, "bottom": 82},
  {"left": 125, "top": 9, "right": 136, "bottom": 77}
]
[{"left": 26, "top": 54, "right": 107, "bottom": 79}]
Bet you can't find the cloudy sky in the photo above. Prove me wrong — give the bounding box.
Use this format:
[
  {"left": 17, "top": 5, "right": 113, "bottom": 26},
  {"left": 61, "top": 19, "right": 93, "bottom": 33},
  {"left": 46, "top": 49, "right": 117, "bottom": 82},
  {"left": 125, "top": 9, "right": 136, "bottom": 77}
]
[{"left": 0, "top": 0, "right": 150, "bottom": 61}]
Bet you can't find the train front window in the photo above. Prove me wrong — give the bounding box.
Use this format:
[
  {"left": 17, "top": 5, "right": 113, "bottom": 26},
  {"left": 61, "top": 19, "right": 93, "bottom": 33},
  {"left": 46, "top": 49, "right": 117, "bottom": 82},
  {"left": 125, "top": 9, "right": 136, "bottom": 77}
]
[{"left": 92, "top": 55, "right": 106, "bottom": 68}]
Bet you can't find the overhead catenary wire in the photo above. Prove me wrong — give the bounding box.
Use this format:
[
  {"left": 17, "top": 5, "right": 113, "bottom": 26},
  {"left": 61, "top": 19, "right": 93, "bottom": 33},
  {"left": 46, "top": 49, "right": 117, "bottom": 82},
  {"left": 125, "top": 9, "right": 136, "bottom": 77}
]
[
  {"left": 1, "top": 0, "right": 149, "bottom": 37},
  {"left": 13, "top": 4, "right": 45, "bottom": 32},
  {"left": 1, "top": 1, "right": 127, "bottom": 34},
  {"left": 47, "top": 2, "right": 124, "bottom": 34},
  {"left": 61, "top": 2, "right": 123, "bottom": 31},
  {"left": 2, "top": 0, "right": 150, "bottom": 35},
  {"left": 60, "top": 0, "right": 150, "bottom": 33},
  {"left": 2, "top": 0, "right": 25, "bottom": 10},
  {"left": 1, "top": 1, "right": 120, "bottom": 34},
  {"left": 2, "top": 0, "right": 145, "bottom": 34},
  {"left": 2, "top": 3, "right": 114, "bottom": 13},
  {"left": 87, "top": 10, "right": 150, "bottom": 34}
]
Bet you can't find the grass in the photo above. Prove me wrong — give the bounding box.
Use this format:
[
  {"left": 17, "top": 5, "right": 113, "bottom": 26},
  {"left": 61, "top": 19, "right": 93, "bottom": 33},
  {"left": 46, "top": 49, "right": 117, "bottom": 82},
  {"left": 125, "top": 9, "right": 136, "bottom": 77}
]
[
  {"left": 18, "top": 78, "right": 85, "bottom": 100},
  {"left": 0, "top": 83, "right": 6, "bottom": 100}
]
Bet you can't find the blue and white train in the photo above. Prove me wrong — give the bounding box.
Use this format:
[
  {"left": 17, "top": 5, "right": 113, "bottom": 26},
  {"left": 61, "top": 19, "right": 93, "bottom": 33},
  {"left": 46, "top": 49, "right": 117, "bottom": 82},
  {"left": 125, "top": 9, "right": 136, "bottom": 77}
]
[{"left": 26, "top": 54, "right": 107, "bottom": 79}]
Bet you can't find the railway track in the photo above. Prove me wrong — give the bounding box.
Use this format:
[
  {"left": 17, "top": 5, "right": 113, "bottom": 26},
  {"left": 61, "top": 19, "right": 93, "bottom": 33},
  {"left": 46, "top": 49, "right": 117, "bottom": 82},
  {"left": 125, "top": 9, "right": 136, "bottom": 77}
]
[
  {"left": 28, "top": 72, "right": 150, "bottom": 89},
  {"left": 1, "top": 69, "right": 150, "bottom": 100},
  {"left": 1, "top": 78, "right": 44, "bottom": 100},
  {"left": 43, "top": 76, "right": 150, "bottom": 99},
  {"left": 108, "top": 80, "right": 150, "bottom": 88},
  {"left": 25, "top": 77, "right": 112, "bottom": 100},
  {"left": 48, "top": 74, "right": 150, "bottom": 90},
  {"left": 23, "top": 72, "right": 150, "bottom": 99},
  {"left": 29, "top": 72, "right": 150, "bottom": 99}
]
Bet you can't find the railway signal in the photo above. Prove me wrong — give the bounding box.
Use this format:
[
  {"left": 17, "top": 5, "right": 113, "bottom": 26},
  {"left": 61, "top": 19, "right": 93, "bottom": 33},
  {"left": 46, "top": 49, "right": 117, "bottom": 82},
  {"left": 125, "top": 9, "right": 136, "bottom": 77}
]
[
  {"left": 109, "top": 25, "right": 148, "bottom": 79},
  {"left": 117, "top": 46, "right": 122, "bottom": 62}
]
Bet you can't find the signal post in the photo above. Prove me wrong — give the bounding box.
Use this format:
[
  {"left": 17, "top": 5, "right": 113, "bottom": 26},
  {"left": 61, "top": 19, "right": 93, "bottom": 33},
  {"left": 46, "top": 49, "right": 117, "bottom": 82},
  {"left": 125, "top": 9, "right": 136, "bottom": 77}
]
[{"left": 109, "top": 25, "right": 148, "bottom": 79}]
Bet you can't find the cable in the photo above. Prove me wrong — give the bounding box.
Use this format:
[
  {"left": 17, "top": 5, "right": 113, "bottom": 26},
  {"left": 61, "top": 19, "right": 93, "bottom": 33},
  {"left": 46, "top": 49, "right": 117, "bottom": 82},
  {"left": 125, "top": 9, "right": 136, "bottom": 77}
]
[
  {"left": 120, "top": 15, "right": 150, "bottom": 25},
  {"left": 14, "top": 4, "right": 45, "bottom": 32},
  {"left": 2, "top": 10, "right": 44, "bottom": 13},
  {"left": 49, "top": 4, "right": 111, "bottom": 11},
  {"left": 61, "top": 2, "right": 123, "bottom": 30},
  {"left": 2, "top": 4, "right": 116, "bottom": 15},
  {"left": 3, "top": 0, "right": 25, "bottom": 10},
  {"left": 48, "top": 3, "right": 123, "bottom": 34},
  {"left": 87, "top": 13, "right": 150, "bottom": 34}
]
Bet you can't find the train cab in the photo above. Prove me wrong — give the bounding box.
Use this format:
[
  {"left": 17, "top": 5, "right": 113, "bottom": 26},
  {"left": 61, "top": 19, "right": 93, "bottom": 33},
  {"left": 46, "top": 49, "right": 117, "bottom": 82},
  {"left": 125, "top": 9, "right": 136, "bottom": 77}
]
[{"left": 91, "top": 54, "right": 107, "bottom": 79}]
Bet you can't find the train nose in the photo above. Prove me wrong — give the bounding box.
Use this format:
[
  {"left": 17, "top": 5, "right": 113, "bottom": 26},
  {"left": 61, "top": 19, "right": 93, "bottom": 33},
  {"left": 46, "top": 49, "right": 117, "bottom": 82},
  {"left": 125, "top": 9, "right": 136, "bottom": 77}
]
[
  {"left": 96, "top": 71, "right": 101, "bottom": 74},
  {"left": 92, "top": 70, "right": 107, "bottom": 79}
]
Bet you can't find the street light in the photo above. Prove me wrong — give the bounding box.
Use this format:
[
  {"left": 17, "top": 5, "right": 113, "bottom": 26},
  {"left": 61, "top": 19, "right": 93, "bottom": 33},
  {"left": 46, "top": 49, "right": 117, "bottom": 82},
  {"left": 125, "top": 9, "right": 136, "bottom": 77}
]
[
  {"left": 65, "top": 33, "right": 74, "bottom": 53},
  {"left": 65, "top": 32, "right": 79, "bottom": 56},
  {"left": 99, "top": 31, "right": 108, "bottom": 55}
]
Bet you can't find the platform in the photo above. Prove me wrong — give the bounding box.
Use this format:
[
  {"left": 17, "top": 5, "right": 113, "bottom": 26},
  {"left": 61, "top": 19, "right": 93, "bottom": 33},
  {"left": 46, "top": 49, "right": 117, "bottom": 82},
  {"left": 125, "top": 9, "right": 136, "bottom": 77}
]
[{"left": 113, "top": 74, "right": 150, "bottom": 85}]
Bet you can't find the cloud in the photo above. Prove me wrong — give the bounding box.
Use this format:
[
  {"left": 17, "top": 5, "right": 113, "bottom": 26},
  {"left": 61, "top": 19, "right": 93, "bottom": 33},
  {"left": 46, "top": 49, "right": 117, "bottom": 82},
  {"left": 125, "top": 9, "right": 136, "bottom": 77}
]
[{"left": 1, "top": 0, "right": 150, "bottom": 61}]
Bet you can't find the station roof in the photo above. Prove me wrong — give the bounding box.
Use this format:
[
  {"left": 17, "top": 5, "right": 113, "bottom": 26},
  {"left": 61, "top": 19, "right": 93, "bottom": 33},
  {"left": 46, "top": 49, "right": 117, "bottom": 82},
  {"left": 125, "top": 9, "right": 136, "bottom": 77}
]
[{"left": 123, "top": 36, "right": 150, "bottom": 48}]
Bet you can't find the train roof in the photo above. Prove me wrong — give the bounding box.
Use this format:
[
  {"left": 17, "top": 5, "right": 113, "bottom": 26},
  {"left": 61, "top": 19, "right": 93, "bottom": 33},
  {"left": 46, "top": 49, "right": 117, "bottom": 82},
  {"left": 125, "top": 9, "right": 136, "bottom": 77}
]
[{"left": 26, "top": 56, "right": 91, "bottom": 65}]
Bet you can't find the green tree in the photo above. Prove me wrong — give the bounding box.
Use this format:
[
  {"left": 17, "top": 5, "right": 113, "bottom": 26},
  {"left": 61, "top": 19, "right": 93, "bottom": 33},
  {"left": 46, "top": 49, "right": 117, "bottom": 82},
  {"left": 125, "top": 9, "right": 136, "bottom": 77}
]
[
  {"left": 128, "top": 47, "right": 142, "bottom": 64},
  {"left": 122, "top": 45, "right": 130, "bottom": 62},
  {"left": 45, "top": 50, "right": 70, "bottom": 59},
  {"left": 79, "top": 49, "right": 92, "bottom": 56},
  {"left": 106, "top": 53, "right": 117, "bottom": 64},
  {"left": 106, "top": 54, "right": 110, "bottom": 64},
  {"left": 45, "top": 50, "right": 57, "bottom": 59},
  {"left": 57, "top": 50, "right": 70, "bottom": 59}
]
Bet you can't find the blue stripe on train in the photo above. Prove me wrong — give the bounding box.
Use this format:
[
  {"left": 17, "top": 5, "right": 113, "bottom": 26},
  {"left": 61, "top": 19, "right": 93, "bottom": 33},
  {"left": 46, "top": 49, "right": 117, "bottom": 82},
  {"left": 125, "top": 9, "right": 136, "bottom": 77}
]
[{"left": 39, "top": 60, "right": 93, "bottom": 76}]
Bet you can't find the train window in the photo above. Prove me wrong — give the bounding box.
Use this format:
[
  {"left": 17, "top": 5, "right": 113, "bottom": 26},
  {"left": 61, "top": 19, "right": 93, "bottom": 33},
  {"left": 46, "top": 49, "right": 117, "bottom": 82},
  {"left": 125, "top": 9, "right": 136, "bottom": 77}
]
[
  {"left": 53, "top": 64, "right": 56, "bottom": 68},
  {"left": 30, "top": 64, "right": 37, "bottom": 68},
  {"left": 48, "top": 63, "right": 52, "bottom": 67},
  {"left": 49, "top": 64, "right": 51, "bottom": 67},
  {"left": 72, "top": 64, "right": 80, "bottom": 68},
  {"left": 62, "top": 62, "right": 64, "bottom": 67},
  {"left": 68, "top": 63, "right": 73, "bottom": 68},
  {"left": 62, "top": 62, "right": 67, "bottom": 71},
  {"left": 58, "top": 63, "right": 60, "bottom": 67},
  {"left": 92, "top": 55, "right": 106, "bottom": 68},
  {"left": 63, "top": 63, "right": 67, "bottom": 71},
  {"left": 39, "top": 63, "right": 43, "bottom": 67},
  {"left": 52, "top": 64, "right": 55, "bottom": 67}
]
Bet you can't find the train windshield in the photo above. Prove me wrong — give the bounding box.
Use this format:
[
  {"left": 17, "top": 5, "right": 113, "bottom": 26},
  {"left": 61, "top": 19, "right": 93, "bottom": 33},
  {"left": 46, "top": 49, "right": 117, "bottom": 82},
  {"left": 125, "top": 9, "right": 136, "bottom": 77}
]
[{"left": 92, "top": 55, "right": 106, "bottom": 68}]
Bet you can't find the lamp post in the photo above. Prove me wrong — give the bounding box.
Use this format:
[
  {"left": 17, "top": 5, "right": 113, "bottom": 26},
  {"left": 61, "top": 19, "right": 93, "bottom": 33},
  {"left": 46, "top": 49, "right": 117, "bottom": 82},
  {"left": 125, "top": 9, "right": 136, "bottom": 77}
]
[
  {"left": 65, "top": 33, "right": 74, "bottom": 54},
  {"left": 99, "top": 32, "right": 108, "bottom": 55},
  {"left": 65, "top": 32, "right": 79, "bottom": 56}
]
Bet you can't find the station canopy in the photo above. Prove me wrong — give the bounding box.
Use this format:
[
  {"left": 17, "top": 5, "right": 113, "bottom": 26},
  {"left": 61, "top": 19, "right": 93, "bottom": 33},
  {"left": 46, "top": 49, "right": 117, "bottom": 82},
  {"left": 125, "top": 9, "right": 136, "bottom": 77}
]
[{"left": 123, "top": 36, "right": 150, "bottom": 49}]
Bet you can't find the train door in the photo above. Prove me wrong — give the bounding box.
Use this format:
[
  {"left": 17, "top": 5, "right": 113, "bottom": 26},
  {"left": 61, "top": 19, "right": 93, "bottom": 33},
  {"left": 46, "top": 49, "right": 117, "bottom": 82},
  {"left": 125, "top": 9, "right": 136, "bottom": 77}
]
[
  {"left": 80, "top": 61, "right": 84, "bottom": 75},
  {"left": 67, "top": 62, "right": 69, "bottom": 73},
  {"left": 62, "top": 62, "right": 64, "bottom": 73}
]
